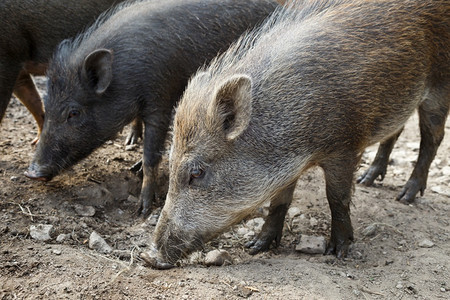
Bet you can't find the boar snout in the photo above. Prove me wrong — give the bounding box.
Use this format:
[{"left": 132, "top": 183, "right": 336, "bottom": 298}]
[{"left": 24, "top": 163, "right": 53, "bottom": 181}]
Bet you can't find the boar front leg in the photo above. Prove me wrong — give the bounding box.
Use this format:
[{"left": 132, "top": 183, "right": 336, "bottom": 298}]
[
  {"left": 139, "top": 116, "right": 170, "bottom": 217},
  {"left": 321, "top": 154, "right": 357, "bottom": 258},
  {"left": 246, "top": 183, "right": 296, "bottom": 255}
]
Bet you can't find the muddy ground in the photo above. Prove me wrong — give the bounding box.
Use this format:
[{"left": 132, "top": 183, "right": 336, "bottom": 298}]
[{"left": 0, "top": 77, "right": 449, "bottom": 299}]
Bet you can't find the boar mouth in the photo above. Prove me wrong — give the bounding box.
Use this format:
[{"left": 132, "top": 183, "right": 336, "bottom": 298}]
[{"left": 24, "top": 163, "right": 55, "bottom": 181}]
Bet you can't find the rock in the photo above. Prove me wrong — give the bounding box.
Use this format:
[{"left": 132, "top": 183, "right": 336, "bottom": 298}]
[
  {"left": 74, "top": 204, "right": 96, "bottom": 217},
  {"left": 76, "top": 186, "right": 114, "bottom": 207},
  {"left": 430, "top": 185, "right": 450, "bottom": 197},
  {"left": 396, "top": 282, "right": 404, "bottom": 289},
  {"left": 125, "top": 144, "right": 137, "bottom": 151},
  {"left": 30, "top": 224, "right": 54, "bottom": 241},
  {"left": 245, "top": 218, "right": 265, "bottom": 232},
  {"left": 127, "top": 194, "right": 139, "bottom": 203},
  {"left": 52, "top": 249, "right": 62, "bottom": 255},
  {"left": 89, "top": 231, "right": 112, "bottom": 254},
  {"left": 243, "top": 230, "right": 255, "bottom": 239},
  {"left": 442, "top": 166, "right": 450, "bottom": 176},
  {"left": 309, "top": 217, "right": 318, "bottom": 227},
  {"left": 418, "top": 239, "right": 434, "bottom": 248},
  {"left": 287, "top": 207, "right": 301, "bottom": 219},
  {"left": 56, "top": 233, "right": 70, "bottom": 243},
  {"left": 237, "top": 227, "right": 249, "bottom": 236},
  {"left": 361, "top": 224, "right": 377, "bottom": 237},
  {"left": 10, "top": 176, "right": 19, "bottom": 181},
  {"left": 295, "top": 235, "right": 326, "bottom": 254},
  {"left": 204, "top": 249, "right": 232, "bottom": 266},
  {"left": 146, "top": 208, "right": 161, "bottom": 226}
]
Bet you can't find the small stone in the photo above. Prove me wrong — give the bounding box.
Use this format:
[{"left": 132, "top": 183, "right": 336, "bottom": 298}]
[
  {"left": 295, "top": 235, "right": 326, "bottom": 254},
  {"left": 243, "top": 230, "right": 255, "bottom": 240},
  {"left": 52, "top": 249, "right": 62, "bottom": 255},
  {"left": 361, "top": 224, "right": 377, "bottom": 237},
  {"left": 127, "top": 194, "right": 139, "bottom": 203},
  {"left": 309, "top": 217, "right": 318, "bottom": 227},
  {"left": 396, "top": 282, "right": 404, "bottom": 289},
  {"left": 89, "top": 231, "right": 112, "bottom": 254},
  {"left": 418, "top": 239, "right": 434, "bottom": 248},
  {"left": 56, "top": 234, "right": 70, "bottom": 243},
  {"left": 146, "top": 208, "right": 161, "bottom": 226},
  {"left": 287, "top": 207, "right": 301, "bottom": 219},
  {"left": 237, "top": 227, "right": 249, "bottom": 236},
  {"left": 352, "top": 289, "right": 361, "bottom": 296},
  {"left": 440, "top": 287, "right": 446, "bottom": 292},
  {"left": 442, "top": 166, "right": 450, "bottom": 176},
  {"left": 10, "top": 176, "right": 19, "bottom": 181},
  {"left": 125, "top": 144, "right": 137, "bottom": 151},
  {"left": 398, "top": 239, "right": 407, "bottom": 246},
  {"left": 147, "top": 215, "right": 158, "bottom": 226},
  {"left": 204, "top": 249, "right": 232, "bottom": 266},
  {"left": 245, "top": 218, "right": 265, "bottom": 232},
  {"left": 430, "top": 185, "right": 450, "bottom": 197},
  {"left": 30, "top": 224, "right": 54, "bottom": 241},
  {"left": 74, "top": 204, "right": 96, "bottom": 217}
]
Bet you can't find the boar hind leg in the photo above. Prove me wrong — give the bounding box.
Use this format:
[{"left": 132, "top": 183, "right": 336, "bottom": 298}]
[
  {"left": 138, "top": 117, "right": 170, "bottom": 217},
  {"left": 0, "top": 61, "right": 21, "bottom": 125},
  {"left": 125, "top": 118, "right": 143, "bottom": 146},
  {"left": 397, "top": 92, "right": 449, "bottom": 203},
  {"left": 13, "top": 71, "right": 45, "bottom": 145},
  {"left": 357, "top": 128, "right": 403, "bottom": 186},
  {"left": 321, "top": 155, "right": 357, "bottom": 258},
  {"left": 245, "top": 183, "right": 296, "bottom": 255}
]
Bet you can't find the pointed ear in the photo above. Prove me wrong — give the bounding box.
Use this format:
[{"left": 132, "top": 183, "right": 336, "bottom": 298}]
[
  {"left": 82, "top": 49, "right": 113, "bottom": 95},
  {"left": 209, "top": 74, "right": 252, "bottom": 141}
]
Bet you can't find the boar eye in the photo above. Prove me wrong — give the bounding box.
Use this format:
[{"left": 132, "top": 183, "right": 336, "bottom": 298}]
[
  {"left": 68, "top": 110, "right": 80, "bottom": 120},
  {"left": 189, "top": 167, "right": 204, "bottom": 184}
]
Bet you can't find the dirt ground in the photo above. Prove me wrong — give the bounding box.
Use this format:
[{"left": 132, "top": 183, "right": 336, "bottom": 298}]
[{"left": 0, "top": 77, "right": 449, "bottom": 300}]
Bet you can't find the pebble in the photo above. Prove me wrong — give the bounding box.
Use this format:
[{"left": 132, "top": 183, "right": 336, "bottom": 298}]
[
  {"left": 243, "top": 230, "right": 255, "bottom": 240},
  {"left": 309, "top": 217, "right": 318, "bottom": 227},
  {"left": 89, "top": 231, "right": 112, "bottom": 254},
  {"left": 10, "top": 176, "right": 19, "bottom": 181},
  {"left": 52, "top": 249, "right": 62, "bottom": 255},
  {"left": 441, "top": 287, "right": 446, "bottom": 292},
  {"left": 287, "top": 207, "right": 301, "bottom": 219},
  {"left": 442, "top": 166, "right": 450, "bottom": 176},
  {"left": 295, "top": 235, "right": 326, "bottom": 254},
  {"left": 396, "top": 282, "right": 403, "bottom": 289},
  {"left": 430, "top": 186, "right": 450, "bottom": 197},
  {"left": 30, "top": 224, "right": 54, "bottom": 241},
  {"left": 204, "top": 249, "right": 232, "bottom": 266},
  {"left": 245, "top": 218, "right": 265, "bottom": 232},
  {"left": 56, "top": 233, "right": 70, "bottom": 243},
  {"left": 418, "top": 239, "right": 434, "bottom": 248},
  {"left": 237, "top": 227, "right": 249, "bottom": 236},
  {"left": 125, "top": 144, "right": 137, "bottom": 151},
  {"left": 127, "top": 194, "right": 139, "bottom": 203},
  {"left": 361, "top": 224, "right": 377, "bottom": 237},
  {"left": 147, "top": 215, "right": 159, "bottom": 226},
  {"left": 74, "top": 204, "right": 96, "bottom": 217}
]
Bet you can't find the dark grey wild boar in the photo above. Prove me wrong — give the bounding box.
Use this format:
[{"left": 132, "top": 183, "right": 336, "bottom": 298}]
[
  {"left": 24, "top": 0, "right": 279, "bottom": 216},
  {"left": 0, "top": 0, "right": 125, "bottom": 144},
  {"left": 146, "top": 0, "right": 449, "bottom": 268}
]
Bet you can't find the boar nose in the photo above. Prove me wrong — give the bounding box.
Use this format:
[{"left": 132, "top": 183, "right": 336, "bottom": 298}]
[{"left": 24, "top": 163, "right": 52, "bottom": 181}]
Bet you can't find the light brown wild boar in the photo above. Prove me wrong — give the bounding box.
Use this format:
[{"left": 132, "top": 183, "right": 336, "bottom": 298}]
[{"left": 145, "top": 0, "right": 450, "bottom": 268}]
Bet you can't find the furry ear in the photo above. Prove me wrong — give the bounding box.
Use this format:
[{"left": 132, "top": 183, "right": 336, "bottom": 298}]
[
  {"left": 209, "top": 74, "right": 252, "bottom": 141},
  {"left": 82, "top": 49, "right": 113, "bottom": 95}
]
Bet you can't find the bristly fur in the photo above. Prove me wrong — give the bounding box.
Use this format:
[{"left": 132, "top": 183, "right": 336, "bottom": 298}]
[{"left": 52, "top": 0, "right": 149, "bottom": 65}]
